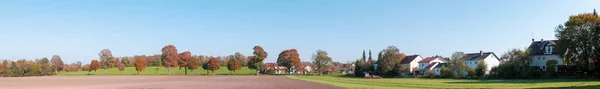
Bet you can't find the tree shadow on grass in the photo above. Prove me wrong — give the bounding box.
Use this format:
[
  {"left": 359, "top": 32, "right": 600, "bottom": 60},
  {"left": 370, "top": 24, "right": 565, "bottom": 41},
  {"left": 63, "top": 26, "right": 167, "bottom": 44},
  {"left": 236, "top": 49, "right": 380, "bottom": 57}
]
[
  {"left": 527, "top": 84, "right": 600, "bottom": 89},
  {"left": 445, "top": 79, "right": 597, "bottom": 84}
]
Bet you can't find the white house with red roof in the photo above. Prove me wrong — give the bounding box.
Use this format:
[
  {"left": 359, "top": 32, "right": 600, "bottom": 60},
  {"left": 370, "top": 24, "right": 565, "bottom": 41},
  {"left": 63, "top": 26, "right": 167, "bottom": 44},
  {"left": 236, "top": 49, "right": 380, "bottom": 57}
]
[
  {"left": 399, "top": 55, "right": 423, "bottom": 73},
  {"left": 418, "top": 56, "right": 447, "bottom": 74}
]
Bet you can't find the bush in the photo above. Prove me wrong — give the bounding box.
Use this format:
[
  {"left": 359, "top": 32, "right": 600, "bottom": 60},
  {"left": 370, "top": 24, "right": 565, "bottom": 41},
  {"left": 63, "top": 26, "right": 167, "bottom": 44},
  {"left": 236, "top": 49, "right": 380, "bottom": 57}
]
[
  {"left": 424, "top": 71, "right": 436, "bottom": 78},
  {"left": 475, "top": 60, "right": 487, "bottom": 77},
  {"left": 467, "top": 68, "right": 476, "bottom": 78},
  {"left": 489, "top": 62, "right": 543, "bottom": 79},
  {"left": 440, "top": 65, "right": 453, "bottom": 78}
]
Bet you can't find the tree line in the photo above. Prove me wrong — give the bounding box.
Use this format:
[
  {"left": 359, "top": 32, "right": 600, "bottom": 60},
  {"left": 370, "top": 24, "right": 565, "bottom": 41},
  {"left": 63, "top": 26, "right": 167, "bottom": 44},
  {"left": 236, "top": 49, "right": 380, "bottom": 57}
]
[{"left": 0, "top": 45, "right": 341, "bottom": 77}]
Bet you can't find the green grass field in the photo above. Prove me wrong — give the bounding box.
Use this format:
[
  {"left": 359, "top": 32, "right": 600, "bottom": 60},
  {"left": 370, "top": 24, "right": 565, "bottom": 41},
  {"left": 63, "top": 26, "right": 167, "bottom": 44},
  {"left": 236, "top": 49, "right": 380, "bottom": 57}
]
[
  {"left": 58, "top": 66, "right": 257, "bottom": 76},
  {"left": 288, "top": 75, "right": 600, "bottom": 89}
]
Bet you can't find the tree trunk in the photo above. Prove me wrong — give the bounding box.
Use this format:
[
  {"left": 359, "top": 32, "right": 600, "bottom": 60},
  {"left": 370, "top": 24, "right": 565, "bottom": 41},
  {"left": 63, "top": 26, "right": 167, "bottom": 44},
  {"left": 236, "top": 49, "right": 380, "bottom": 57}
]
[
  {"left": 168, "top": 67, "right": 171, "bottom": 75},
  {"left": 184, "top": 67, "right": 188, "bottom": 75}
]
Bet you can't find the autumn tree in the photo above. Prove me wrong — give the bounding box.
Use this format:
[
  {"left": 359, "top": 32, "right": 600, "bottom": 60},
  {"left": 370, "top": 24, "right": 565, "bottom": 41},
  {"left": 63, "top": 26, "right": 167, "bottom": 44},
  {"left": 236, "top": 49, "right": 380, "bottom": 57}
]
[
  {"left": 134, "top": 57, "right": 147, "bottom": 74},
  {"left": 227, "top": 56, "right": 241, "bottom": 75},
  {"left": 99, "top": 49, "right": 115, "bottom": 74},
  {"left": 37, "top": 58, "right": 54, "bottom": 75},
  {"left": 82, "top": 65, "right": 90, "bottom": 71},
  {"left": 0, "top": 60, "right": 10, "bottom": 77},
  {"left": 277, "top": 49, "right": 302, "bottom": 73},
  {"left": 313, "top": 50, "right": 332, "bottom": 75},
  {"left": 248, "top": 46, "right": 268, "bottom": 74},
  {"left": 161, "top": 45, "right": 179, "bottom": 75},
  {"left": 90, "top": 60, "right": 100, "bottom": 73},
  {"left": 555, "top": 12, "right": 600, "bottom": 76},
  {"left": 51, "top": 55, "right": 64, "bottom": 72},
  {"left": 179, "top": 51, "right": 192, "bottom": 75},
  {"left": 187, "top": 57, "right": 199, "bottom": 72},
  {"left": 376, "top": 46, "right": 405, "bottom": 77},
  {"left": 118, "top": 63, "right": 125, "bottom": 72},
  {"left": 234, "top": 52, "right": 249, "bottom": 66},
  {"left": 206, "top": 57, "right": 221, "bottom": 74}
]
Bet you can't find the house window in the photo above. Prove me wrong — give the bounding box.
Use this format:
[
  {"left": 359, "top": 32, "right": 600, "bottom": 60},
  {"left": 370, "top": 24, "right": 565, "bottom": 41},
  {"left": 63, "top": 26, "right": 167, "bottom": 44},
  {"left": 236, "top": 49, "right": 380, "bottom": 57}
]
[
  {"left": 542, "top": 66, "right": 546, "bottom": 70},
  {"left": 545, "top": 45, "right": 553, "bottom": 53}
]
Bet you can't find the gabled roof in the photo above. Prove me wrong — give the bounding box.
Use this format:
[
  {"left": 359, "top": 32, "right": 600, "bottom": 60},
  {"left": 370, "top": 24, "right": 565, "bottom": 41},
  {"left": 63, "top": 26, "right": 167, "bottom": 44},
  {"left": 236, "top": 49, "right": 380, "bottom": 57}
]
[
  {"left": 528, "top": 40, "right": 559, "bottom": 55},
  {"left": 461, "top": 52, "right": 500, "bottom": 61},
  {"left": 418, "top": 56, "right": 444, "bottom": 63},
  {"left": 424, "top": 62, "right": 439, "bottom": 70},
  {"left": 400, "top": 55, "right": 421, "bottom": 64},
  {"left": 433, "top": 63, "right": 448, "bottom": 69}
]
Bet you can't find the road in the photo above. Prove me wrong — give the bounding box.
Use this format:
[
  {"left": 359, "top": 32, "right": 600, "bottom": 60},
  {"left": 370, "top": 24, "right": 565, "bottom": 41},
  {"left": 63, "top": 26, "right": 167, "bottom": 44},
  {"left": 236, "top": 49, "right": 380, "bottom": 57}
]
[{"left": 0, "top": 76, "right": 343, "bottom": 89}]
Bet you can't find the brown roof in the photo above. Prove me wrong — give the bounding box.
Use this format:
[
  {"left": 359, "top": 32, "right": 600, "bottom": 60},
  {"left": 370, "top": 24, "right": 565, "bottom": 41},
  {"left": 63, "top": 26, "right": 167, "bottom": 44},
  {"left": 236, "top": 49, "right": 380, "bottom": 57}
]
[
  {"left": 419, "top": 56, "right": 445, "bottom": 63},
  {"left": 528, "top": 40, "right": 559, "bottom": 55},
  {"left": 400, "top": 55, "right": 420, "bottom": 64},
  {"left": 424, "top": 62, "right": 438, "bottom": 69}
]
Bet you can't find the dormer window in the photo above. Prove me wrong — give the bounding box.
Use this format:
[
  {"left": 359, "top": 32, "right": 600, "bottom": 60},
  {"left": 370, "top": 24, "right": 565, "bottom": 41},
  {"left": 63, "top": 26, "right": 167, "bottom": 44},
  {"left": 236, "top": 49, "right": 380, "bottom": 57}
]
[{"left": 544, "top": 44, "right": 553, "bottom": 54}]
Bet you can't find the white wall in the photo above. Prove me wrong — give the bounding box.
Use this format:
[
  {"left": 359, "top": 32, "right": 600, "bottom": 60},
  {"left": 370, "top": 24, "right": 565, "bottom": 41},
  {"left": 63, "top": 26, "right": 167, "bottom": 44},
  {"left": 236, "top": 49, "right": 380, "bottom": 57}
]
[
  {"left": 530, "top": 55, "right": 563, "bottom": 70},
  {"left": 463, "top": 54, "right": 500, "bottom": 74},
  {"left": 409, "top": 56, "right": 423, "bottom": 72},
  {"left": 483, "top": 54, "right": 500, "bottom": 74}
]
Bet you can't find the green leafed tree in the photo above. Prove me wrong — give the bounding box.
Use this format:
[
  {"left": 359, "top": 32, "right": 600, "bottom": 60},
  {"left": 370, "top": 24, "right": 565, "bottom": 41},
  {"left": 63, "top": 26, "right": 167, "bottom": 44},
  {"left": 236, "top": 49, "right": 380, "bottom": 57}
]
[
  {"left": 248, "top": 46, "right": 268, "bottom": 75},
  {"left": 475, "top": 60, "right": 487, "bottom": 77},
  {"left": 313, "top": 50, "right": 332, "bottom": 75},
  {"left": 555, "top": 12, "right": 600, "bottom": 76}
]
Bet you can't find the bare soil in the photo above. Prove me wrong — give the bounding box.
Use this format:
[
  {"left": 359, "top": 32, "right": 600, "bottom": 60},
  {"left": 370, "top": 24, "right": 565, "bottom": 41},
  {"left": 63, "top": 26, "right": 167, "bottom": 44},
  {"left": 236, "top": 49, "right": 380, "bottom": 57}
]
[{"left": 0, "top": 76, "right": 343, "bottom": 89}]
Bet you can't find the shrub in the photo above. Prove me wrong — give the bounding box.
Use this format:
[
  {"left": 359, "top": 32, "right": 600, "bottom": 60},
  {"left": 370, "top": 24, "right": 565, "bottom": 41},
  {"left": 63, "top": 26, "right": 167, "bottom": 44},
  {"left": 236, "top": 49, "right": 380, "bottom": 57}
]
[
  {"left": 467, "top": 68, "right": 476, "bottom": 78},
  {"left": 118, "top": 63, "right": 125, "bottom": 71},
  {"left": 475, "top": 60, "right": 487, "bottom": 77},
  {"left": 82, "top": 65, "right": 90, "bottom": 71},
  {"left": 424, "top": 71, "right": 436, "bottom": 78},
  {"left": 440, "top": 65, "right": 453, "bottom": 78},
  {"left": 489, "top": 62, "right": 543, "bottom": 79}
]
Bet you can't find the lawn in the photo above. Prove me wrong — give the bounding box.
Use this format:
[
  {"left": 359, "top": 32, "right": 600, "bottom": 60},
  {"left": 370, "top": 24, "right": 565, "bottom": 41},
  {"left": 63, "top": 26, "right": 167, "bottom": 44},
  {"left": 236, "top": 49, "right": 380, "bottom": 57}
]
[
  {"left": 288, "top": 75, "right": 600, "bottom": 89},
  {"left": 58, "top": 66, "right": 257, "bottom": 76}
]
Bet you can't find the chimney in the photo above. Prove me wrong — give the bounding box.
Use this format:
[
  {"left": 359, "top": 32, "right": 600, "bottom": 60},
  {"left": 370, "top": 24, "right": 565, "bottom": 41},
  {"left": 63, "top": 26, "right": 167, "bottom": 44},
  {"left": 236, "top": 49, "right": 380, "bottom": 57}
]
[
  {"left": 480, "top": 50, "right": 483, "bottom": 56},
  {"left": 532, "top": 38, "right": 534, "bottom": 42}
]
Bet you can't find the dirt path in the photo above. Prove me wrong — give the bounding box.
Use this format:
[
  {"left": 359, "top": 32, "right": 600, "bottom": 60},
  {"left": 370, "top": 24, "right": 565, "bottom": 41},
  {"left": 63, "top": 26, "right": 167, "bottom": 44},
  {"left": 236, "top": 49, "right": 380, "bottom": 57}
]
[{"left": 0, "top": 76, "right": 343, "bottom": 89}]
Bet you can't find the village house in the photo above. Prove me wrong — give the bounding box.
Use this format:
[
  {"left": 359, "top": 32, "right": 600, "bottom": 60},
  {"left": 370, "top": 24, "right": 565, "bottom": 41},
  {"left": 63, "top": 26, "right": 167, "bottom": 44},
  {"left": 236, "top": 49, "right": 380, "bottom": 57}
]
[
  {"left": 461, "top": 51, "right": 500, "bottom": 74},
  {"left": 399, "top": 55, "right": 423, "bottom": 73},
  {"left": 528, "top": 39, "right": 563, "bottom": 71},
  {"left": 431, "top": 63, "right": 448, "bottom": 76},
  {"left": 418, "top": 56, "right": 447, "bottom": 74},
  {"left": 265, "top": 63, "right": 287, "bottom": 74}
]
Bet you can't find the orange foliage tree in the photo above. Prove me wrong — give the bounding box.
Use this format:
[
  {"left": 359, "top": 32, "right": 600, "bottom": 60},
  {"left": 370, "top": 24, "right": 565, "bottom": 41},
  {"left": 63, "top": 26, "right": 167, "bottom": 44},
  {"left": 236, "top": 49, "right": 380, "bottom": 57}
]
[
  {"left": 90, "top": 60, "right": 100, "bottom": 73},
  {"left": 277, "top": 49, "right": 302, "bottom": 73},
  {"left": 179, "top": 51, "right": 192, "bottom": 75},
  {"left": 161, "top": 45, "right": 179, "bottom": 75},
  {"left": 187, "top": 57, "right": 199, "bottom": 72},
  {"left": 248, "top": 46, "right": 268, "bottom": 73},
  {"left": 227, "top": 56, "right": 241, "bottom": 75},
  {"left": 206, "top": 57, "right": 221, "bottom": 74},
  {"left": 134, "top": 57, "right": 147, "bottom": 74}
]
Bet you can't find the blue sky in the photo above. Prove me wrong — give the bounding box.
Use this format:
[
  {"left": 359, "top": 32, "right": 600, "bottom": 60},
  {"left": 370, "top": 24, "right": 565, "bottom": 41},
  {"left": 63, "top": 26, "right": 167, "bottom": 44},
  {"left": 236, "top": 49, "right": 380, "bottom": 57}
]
[{"left": 0, "top": 0, "right": 598, "bottom": 64}]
